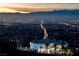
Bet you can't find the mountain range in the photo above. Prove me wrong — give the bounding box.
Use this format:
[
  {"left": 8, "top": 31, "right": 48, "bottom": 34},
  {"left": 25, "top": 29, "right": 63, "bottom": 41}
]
[{"left": 0, "top": 10, "right": 79, "bottom": 24}]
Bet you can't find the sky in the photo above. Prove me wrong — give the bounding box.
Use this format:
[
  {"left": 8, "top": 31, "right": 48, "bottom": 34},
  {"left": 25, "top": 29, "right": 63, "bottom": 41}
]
[{"left": 0, "top": 3, "right": 79, "bottom": 13}]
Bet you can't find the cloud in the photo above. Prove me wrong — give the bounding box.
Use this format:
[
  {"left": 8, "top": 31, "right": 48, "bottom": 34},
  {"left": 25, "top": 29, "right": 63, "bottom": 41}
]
[{"left": 0, "top": 3, "right": 79, "bottom": 13}]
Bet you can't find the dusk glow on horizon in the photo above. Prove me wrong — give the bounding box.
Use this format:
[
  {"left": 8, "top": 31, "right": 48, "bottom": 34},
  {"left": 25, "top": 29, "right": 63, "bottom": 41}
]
[{"left": 0, "top": 3, "right": 79, "bottom": 13}]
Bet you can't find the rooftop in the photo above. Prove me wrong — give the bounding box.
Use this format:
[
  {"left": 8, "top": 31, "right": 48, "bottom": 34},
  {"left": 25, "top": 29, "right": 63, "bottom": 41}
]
[{"left": 31, "top": 39, "right": 68, "bottom": 47}]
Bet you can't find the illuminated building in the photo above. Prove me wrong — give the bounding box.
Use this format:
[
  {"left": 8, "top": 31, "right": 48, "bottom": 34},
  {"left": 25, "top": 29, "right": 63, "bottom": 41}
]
[{"left": 30, "top": 39, "right": 68, "bottom": 54}]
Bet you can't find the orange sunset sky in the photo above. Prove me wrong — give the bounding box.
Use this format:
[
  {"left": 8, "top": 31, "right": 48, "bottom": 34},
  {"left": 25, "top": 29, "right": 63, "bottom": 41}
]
[{"left": 0, "top": 3, "right": 79, "bottom": 13}]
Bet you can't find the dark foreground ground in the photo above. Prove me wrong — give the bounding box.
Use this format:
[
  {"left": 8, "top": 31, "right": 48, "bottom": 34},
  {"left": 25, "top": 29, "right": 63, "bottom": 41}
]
[
  {"left": 0, "top": 49, "right": 79, "bottom": 56},
  {"left": 0, "top": 23, "right": 79, "bottom": 56}
]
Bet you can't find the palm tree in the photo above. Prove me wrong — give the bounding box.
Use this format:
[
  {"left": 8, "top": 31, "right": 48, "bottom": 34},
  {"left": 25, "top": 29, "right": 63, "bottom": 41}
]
[
  {"left": 45, "top": 43, "right": 49, "bottom": 53},
  {"left": 54, "top": 44, "right": 57, "bottom": 55}
]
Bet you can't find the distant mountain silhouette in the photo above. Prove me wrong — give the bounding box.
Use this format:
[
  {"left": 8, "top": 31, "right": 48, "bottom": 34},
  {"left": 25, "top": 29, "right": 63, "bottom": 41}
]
[
  {"left": 0, "top": 10, "right": 79, "bottom": 24},
  {"left": 0, "top": 10, "right": 79, "bottom": 15},
  {"left": 30, "top": 10, "right": 79, "bottom": 15}
]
